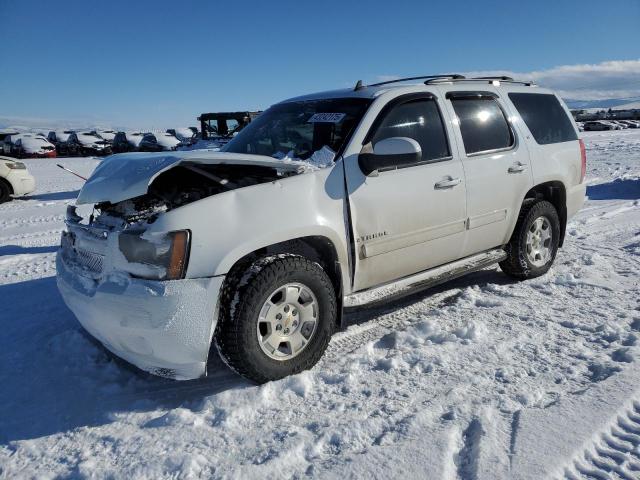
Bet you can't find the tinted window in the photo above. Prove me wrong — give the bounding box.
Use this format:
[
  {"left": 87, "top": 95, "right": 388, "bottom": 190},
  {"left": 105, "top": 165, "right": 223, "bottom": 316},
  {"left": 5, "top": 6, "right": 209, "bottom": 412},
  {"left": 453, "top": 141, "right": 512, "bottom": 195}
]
[
  {"left": 371, "top": 98, "right": 450, "bottom": 162},
  {"left": 509, "top": 93, "right": 578, "bottom": 145},
  {"left": 450, "top": 96, "right": 514, "bottom": 154}
]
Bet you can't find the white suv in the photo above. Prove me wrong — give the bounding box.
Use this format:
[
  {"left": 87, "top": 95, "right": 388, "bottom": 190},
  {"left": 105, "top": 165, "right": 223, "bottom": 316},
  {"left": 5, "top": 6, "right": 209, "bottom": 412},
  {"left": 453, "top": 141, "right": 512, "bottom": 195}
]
[{"left": 57, "top": 75, "right": 586, "bottom": 382}]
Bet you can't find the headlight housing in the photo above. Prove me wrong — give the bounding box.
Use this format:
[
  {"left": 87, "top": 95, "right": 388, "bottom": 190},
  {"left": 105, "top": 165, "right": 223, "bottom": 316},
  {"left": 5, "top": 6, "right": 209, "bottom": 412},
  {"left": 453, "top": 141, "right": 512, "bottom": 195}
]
[
  {"left": 118, "top": 230, "right": 190, "bottom": 280},
  {"left": 6, "top": 161, "right": 26, "bottom": 170}
]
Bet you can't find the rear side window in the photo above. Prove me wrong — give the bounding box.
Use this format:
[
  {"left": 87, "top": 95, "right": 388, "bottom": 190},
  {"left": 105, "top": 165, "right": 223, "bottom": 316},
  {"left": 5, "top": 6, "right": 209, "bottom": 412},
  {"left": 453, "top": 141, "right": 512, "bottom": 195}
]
[
  {"left": 449, "top": 95, "right": 514, "bottom": 155},
  {"left": 371, "top": 98, "right": 450, "bottom": 163},
  {"left": 509, "top": 93, "right": 577, "bottom": 145}
]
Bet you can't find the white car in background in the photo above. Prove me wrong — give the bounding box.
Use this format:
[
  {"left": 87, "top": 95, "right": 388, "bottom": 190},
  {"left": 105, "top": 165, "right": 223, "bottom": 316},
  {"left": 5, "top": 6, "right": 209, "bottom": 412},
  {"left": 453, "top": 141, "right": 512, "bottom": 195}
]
[
  {"left": 68, "top": 131, "right": 112, "bottom": 156},
  {"left": 0, "top": 156, "right": 35, "bottom": 202},
  {"left": 167, "top": 127, "right": 198, "bottom": 145},
  {"left": 96, "top": 129, "right": 117, "bottom": 142},
  {"left": 8, "top": 134, "right": 57, "bottom": 158},
  {"left": 154, "top": 132, "right": 182, "bottom": 150}
]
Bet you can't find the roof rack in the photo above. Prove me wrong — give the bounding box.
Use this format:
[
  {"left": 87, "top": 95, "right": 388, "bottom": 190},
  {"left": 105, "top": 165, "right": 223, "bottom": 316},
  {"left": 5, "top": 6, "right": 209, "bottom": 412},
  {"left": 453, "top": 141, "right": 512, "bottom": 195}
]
[
  {"left": 353, "top": 75, "right": 535, "bottom": 91},
  {"left": 473, "top": 76, "right": 514, "bottom": 81},
  {"left": 426, "top": 76, "right": 536, "bottom": 86},
  {"left": 356, "top": 75, "right": 465, "bottom": 90}
]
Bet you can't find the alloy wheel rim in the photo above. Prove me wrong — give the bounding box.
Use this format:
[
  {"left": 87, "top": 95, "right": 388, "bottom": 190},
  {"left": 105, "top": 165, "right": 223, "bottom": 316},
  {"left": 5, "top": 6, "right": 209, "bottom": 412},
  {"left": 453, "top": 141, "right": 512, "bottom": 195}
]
[
  {"left": 526, "top": 216, "right": 553, "bottom": 267},
  {"left": 256, "top": 282, "right": 319, "bottom": 361}
]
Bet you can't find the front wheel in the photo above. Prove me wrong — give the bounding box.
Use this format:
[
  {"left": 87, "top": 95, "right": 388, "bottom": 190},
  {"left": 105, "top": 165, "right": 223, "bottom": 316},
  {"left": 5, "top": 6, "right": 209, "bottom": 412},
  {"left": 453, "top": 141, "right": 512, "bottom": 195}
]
[
  {"left": 214, "top": 255, "right": 337, "bottom": 383},
  {"left": 0, "top": 180, "right": 11, "bottom": 203},
  {"left": 500, "top": 200, "right": 561, "bottom": 279}
]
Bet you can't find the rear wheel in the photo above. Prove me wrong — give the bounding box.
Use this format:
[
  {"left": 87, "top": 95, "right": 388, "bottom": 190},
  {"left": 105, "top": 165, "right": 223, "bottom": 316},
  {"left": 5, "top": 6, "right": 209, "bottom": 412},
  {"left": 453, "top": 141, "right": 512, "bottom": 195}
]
[
  {"left": 499, "top": 200, "right": 560, "bottom": 279},
  {"left": 214, "top": 255, "right": 336, "bottom": 383}
]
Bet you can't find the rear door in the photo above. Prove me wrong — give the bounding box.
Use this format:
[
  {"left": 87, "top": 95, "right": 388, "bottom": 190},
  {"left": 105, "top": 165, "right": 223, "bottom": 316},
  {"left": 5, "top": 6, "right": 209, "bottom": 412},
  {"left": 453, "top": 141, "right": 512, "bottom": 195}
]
[
  {"left": 345, "top": 93, "right": 468, "bottom": 291},
  {"left": 442, "top": 89, "right": 533, "bottom": 256}
]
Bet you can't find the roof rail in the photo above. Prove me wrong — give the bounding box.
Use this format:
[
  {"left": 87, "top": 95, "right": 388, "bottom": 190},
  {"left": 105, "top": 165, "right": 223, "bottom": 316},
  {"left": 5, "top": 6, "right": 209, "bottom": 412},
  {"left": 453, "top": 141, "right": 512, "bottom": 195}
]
[
  {"left": 426, "top": 76, "right": 536, "bottom": 87},
  {"left": 473, "top": 76, "right": 514, "bottom": 81},
  {"left": 366, "top": 74, "right": 466, "bottom": 88}
]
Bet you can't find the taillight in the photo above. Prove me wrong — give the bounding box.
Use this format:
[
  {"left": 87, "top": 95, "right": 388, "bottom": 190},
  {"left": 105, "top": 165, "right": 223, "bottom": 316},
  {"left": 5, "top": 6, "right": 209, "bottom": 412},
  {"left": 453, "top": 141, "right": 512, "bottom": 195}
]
[{"left": 579, "top": 139, "right": 587, "bottom": 183}]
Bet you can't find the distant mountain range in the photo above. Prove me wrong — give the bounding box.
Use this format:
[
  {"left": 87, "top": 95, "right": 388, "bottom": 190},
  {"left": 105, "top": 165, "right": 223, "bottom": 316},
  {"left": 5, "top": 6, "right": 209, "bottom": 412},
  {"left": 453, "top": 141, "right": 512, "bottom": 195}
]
[{"left": 564, "top": 97, "right": 640, "bottom": 110}]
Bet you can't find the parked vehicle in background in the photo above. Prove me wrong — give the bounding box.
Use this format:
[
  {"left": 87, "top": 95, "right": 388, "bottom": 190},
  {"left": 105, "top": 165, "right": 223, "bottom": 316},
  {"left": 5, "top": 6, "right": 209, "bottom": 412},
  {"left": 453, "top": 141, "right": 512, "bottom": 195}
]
[
  {"left": 112, "top": 131, "right": 163, "bottom": 153},
  {"left": 619, "top": 120, "right": 639, "bottom": 128},
  {"left": 111, "top": 132, "right": 133, "bottom": 153},
  {"left": 47, "top": 130, "right": 77, "bottom": 156},
  {"left": 583, "top": 121, "right": 614, "bottom": 131},
  {"left": 0, "top": 129, "right": 21, "bottom": 155},
  {"left": 58, "top": 75, "right": 586, "bottom": 383},
  {"left": 8, "top": 134, "right": 57, "bottom": 158},
  {"left": 167, "top": 128, "right": 198, "bottom": 146},
  {"left": 97, "top": 129, "right": 117, "bottom": 143},
  {"left": 576, "top": 121, "right": 584, "bottom": 132},
  {"left": 154, "top": 132, "right": 183, "bottom": 151},
  {"left": 137, "top": 133, "right": 164, "bottom": 152},
  {"left": 67, "top": 131, "right": 112, "bottom": 156},
  {"left": 602, "top": 121, "right": 624, "bottom": 130},
  {"left": 0, "top": 156, "right": 35, "bottom": 202}
]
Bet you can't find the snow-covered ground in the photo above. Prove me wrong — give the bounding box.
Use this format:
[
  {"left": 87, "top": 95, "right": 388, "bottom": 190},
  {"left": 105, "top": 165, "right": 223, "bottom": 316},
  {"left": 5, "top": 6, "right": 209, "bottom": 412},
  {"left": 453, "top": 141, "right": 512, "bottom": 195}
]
[{"left": 0, "top": 130, "right": 639, "bottom": 479}]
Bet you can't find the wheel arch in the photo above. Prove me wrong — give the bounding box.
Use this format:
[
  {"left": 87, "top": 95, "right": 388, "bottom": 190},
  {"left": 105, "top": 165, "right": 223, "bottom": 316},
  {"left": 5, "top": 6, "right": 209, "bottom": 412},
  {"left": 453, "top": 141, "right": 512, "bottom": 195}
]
[
  {"left": 522, "top": 181, "right": 567, "bottom": 246},
  {"left": 0, "top": 177, "right": 14, "bottom": 195},
  {"left": 221, "top": 235, "right": 345, "bottom": 330}
]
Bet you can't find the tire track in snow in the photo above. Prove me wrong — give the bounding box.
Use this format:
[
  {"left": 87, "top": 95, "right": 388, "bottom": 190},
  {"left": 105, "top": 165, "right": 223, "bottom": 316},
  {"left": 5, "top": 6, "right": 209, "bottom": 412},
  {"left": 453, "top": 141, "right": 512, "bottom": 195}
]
[{"left": 562, "top": 400, "right": 640, "bottom": 480}]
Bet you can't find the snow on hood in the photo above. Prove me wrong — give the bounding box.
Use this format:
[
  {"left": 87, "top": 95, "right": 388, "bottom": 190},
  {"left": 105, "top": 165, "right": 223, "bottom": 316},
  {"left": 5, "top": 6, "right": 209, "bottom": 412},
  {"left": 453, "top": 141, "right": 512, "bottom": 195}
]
[
  {"left": 20, "top": 136, "right": 55, "bottom": 152},
  {"left": 155, "top": 133, "right": 181, "bottom": 149},
  {"left": 76, "top": 151, "right": 315, "bottom": 205},
  {"left": 77, "top": 133, "right": 108, "bottom": 147}
]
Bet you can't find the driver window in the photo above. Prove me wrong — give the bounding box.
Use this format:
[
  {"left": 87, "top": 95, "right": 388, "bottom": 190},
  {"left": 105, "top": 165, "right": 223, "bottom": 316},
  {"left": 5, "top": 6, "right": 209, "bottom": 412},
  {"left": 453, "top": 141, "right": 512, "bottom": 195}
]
[{"left": 371, "top": 98, "right": 451, "bottom": 163}]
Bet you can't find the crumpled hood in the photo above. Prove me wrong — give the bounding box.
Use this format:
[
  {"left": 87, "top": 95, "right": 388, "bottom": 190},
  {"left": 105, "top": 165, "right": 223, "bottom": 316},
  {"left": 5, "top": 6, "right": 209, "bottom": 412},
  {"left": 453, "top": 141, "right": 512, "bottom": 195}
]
[{"left": 76, "top": 150, "right": 309, "bottom": 205}]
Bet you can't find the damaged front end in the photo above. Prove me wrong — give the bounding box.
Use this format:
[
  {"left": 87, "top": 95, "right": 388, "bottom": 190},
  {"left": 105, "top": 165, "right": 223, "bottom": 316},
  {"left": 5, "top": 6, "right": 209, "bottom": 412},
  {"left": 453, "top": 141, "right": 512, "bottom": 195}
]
[{"left": 57, "top": 151, "right": 308, "bottom": 379}]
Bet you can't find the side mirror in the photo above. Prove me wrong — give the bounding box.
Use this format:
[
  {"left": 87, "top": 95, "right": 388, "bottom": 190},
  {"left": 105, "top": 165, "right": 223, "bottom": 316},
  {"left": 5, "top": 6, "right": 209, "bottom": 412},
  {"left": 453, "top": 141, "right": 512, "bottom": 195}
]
[{"left": 358, "top": 137, "right": 421, "bottom": 176}]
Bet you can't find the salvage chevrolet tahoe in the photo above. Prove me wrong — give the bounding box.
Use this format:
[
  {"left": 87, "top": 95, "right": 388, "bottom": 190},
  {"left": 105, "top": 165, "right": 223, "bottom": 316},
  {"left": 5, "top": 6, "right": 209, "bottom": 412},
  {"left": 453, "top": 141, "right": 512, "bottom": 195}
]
[{"left": 57, "top": 75, "right": 586, "bottom": 382}]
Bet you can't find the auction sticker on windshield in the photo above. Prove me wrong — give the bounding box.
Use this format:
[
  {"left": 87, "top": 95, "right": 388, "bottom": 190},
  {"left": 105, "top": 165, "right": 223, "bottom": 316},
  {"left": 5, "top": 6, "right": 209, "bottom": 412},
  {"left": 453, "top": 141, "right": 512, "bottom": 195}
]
[{"left": 307, "top": 113, "right": 346, "bottom": 123}]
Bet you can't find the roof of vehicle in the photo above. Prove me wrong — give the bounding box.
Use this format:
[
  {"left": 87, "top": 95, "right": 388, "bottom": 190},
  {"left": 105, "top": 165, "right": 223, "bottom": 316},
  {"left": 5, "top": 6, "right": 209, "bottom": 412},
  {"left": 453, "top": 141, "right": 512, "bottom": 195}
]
[{"left": 279, "top": 76, "right": 548, "bottom": 104}]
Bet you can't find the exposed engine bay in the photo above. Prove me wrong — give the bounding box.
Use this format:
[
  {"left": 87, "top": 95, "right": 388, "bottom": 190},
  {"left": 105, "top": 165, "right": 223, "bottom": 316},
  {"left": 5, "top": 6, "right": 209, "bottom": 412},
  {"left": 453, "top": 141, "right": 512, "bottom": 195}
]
[{"left": 93, "top": 162, "right": 294, "bottom": 224}]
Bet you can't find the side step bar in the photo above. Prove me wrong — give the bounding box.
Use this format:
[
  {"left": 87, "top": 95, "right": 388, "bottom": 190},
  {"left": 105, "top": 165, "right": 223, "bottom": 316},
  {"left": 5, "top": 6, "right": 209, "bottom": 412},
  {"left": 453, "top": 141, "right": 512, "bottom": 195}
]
[{"left": 344, "top": 248, "right": 507, "bottom": 308}]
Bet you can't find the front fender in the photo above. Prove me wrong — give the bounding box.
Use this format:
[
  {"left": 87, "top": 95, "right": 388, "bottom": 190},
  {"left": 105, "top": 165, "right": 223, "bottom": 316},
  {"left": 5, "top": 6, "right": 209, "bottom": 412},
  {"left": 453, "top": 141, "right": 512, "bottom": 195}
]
[{"left": 146, "top": 163, "right": 350, "bottom": 281}]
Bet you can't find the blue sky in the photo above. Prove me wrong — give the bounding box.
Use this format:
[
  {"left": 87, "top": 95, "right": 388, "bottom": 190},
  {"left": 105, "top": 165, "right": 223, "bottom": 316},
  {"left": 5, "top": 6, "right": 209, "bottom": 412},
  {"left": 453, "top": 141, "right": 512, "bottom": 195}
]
[{"left": 1, "top": 0, "right": 639, "bottom": 128}]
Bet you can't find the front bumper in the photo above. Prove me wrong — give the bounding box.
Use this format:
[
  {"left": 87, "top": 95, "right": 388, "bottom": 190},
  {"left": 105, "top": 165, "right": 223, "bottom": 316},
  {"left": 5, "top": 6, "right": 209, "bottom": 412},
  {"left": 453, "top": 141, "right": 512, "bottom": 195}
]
[
  {"left": 7, "top": 170, "right": 36, "bottom": 196},
  {"left": 56, "top": 253, "right": 224, "bottom": 380}
]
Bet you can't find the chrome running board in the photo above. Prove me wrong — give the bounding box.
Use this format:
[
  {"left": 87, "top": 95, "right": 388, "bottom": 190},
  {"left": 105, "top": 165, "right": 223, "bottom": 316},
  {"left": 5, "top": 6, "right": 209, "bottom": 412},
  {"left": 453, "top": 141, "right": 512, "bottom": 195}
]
[{"left": 344, "top": 248, "right": 507, "bottom": 308}]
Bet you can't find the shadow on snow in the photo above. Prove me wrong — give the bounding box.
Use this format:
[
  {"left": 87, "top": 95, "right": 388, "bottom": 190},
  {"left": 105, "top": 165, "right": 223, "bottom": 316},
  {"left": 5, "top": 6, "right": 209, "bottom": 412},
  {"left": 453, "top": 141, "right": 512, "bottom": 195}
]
[
  {"left": 587, "top": 178, "right": 640, "bottom": 200},
  {"left": 0, "top": 267, "right": 508, "bottom": 444}
]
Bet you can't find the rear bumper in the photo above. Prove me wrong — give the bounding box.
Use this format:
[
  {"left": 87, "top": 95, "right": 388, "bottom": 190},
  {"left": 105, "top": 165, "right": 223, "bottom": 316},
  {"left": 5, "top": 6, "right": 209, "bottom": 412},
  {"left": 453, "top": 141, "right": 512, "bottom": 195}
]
[
  {"left": 56, "top": 253, "right": 225, "bottom": 380},
  {"left": 566, "top": 182, "right": 587, "bottom": 220}
]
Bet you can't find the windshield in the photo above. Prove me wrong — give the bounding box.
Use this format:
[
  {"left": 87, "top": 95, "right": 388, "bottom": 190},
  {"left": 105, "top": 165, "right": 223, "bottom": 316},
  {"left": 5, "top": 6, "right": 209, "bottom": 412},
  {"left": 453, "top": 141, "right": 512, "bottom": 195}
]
[{"left": 223, "top": 98, "right": 371, "bottom": 163}]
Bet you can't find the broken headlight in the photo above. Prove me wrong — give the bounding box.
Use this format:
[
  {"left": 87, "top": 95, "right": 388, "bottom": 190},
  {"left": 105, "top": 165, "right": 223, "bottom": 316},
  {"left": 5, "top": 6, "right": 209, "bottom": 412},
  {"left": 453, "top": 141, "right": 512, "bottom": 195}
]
[{"left": 118, "top": 230, "right": 190, "bottom": 280}]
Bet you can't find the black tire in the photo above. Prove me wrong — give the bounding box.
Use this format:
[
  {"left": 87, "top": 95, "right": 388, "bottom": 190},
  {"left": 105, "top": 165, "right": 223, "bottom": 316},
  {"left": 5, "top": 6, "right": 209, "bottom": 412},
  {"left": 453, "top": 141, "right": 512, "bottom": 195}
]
[
  {"left": 499, "top": 200, "right": 561, "bottom": 279},
  {"left": 214, "top": 254, "right": 337, "bottom": 383},
  {"left": 0, "top": 180, "right": 11, "bottom": 204}
]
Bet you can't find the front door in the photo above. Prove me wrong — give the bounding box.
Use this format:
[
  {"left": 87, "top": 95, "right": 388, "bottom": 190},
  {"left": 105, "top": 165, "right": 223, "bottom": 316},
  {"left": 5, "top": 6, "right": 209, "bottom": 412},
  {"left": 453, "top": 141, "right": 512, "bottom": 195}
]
[{"left": 345, "top": 93, "right": 468, "bottom": 292}]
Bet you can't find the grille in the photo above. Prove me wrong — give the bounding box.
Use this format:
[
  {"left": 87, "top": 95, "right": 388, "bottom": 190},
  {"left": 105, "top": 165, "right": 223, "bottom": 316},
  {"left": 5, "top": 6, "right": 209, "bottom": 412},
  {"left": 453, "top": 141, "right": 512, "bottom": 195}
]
[
  {"left": 75, "top": 247, "right": 104, "bottom": 274},
  {"left": 71, "top": 247, "right": 104, "bottom": 275}
]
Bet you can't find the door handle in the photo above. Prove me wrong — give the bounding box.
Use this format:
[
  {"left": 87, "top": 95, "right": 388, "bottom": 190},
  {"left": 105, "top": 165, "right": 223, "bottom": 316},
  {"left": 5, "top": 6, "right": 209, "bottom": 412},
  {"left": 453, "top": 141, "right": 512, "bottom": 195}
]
[
  {"left": 508, "top": 163, "right": 526, "bottom": 173},
  {"left": 434, "top": 177, "right": 462, "bottom": 189}
]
